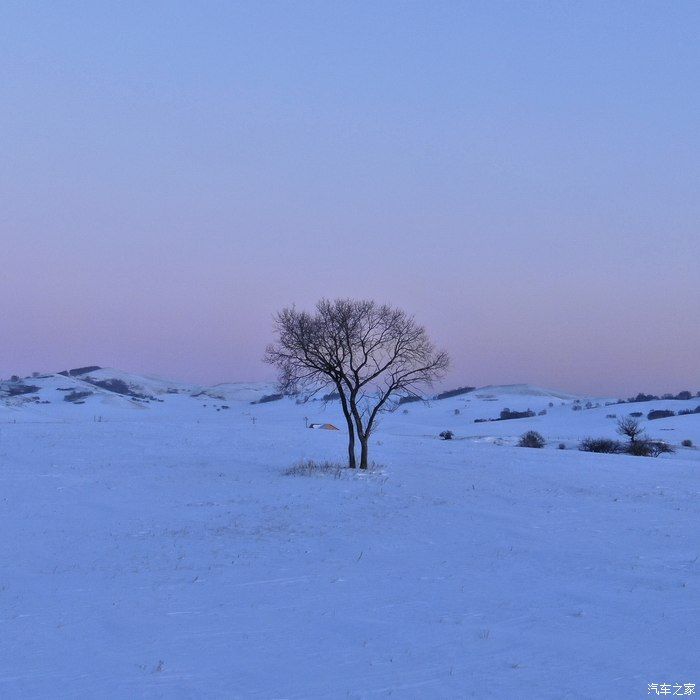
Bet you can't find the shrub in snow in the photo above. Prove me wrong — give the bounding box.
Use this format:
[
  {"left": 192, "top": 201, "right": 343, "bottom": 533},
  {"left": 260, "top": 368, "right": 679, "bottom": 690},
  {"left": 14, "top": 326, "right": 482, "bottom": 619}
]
[
  {"left": 435, "top": 386, "right": 475, "bottom": 400},
  {"left": 500, "top": 408, "right": 535, "bottom": 421},
  {"left": 454, "top": 408, "right": 460, "bottom": 415},
  {"left": 282, "top": 460, "right": 345, "bottom": 477},
  {"left": 682, "top": 439, "right": 693, "bottom": 447},
  {"left": 578, "top": 438, "right": 625, "bottom": 454},
  {"left": 629, "top": 411, "right": 643, "bottom": 418},
  {"left": 518, "top": 431, "right": 545, "bottom": 448},
  {"left": 6, "top": 384, "right": 40, "bottom": 397},
  {"left": 558, "top": 443, "right": 566, "bottom": 450},
  {"left": 647, "top": 409, "right": 675, "bottom": 420},
  {"left": 439, "top": 430, "right": 454, "bottom": 440},
  {"left": 606, "top": 414, "right": 617, "bottom": 419},
  {"left": 254, "top": 393, "right": 284, "bottom": 404},
  {"left": 627, "top": 440, "right": 675, "bottom": 457},
  {"left": 64, "top": 391, "right": 92, "bottom": 403},
  {"left": 572, "top": 404, "right": 582, "bottom": 411}
]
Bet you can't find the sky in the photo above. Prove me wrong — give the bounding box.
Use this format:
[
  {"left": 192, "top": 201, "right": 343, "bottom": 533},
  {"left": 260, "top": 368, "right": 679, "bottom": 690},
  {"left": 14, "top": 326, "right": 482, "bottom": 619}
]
[{"left": 1, "top": 1, "right": 698, "bottom": 396}]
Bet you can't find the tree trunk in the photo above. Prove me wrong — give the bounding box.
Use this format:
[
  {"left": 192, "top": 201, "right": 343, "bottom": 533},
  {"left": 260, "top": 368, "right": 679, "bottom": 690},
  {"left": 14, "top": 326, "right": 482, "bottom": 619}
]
[
  {"left": 359, "top": 437, "right": 369, "bottom": 469},
  {"left": 347, "top": 424, "right": 357, "bottom": 468},
  {"left": 338, "top": 392, "right": 356, "bottom": 468}
]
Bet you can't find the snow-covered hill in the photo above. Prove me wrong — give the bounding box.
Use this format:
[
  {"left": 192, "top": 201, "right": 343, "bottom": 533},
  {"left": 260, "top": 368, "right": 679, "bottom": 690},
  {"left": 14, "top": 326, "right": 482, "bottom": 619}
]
[{"left": 1, "top": 369, "right": 698, "bottom": 697}]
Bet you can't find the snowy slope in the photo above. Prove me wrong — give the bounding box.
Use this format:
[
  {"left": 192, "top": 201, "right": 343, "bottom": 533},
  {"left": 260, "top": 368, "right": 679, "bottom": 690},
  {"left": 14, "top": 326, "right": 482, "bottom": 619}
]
[{"left": 0, "top": 372, "right": 698, "bottom": 697}]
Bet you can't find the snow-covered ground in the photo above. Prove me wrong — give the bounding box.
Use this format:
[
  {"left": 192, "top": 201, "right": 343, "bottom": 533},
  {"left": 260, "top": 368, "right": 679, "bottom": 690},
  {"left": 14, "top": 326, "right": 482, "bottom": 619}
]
[{"left": 1, "top": 371, "right": 698, "bottom": 697}]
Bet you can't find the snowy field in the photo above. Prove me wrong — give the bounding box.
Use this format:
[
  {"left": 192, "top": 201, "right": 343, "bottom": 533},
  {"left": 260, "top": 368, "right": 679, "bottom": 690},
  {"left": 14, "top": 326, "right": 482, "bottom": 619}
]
[{"left": 1, "top": 370, "right": 698, "bottom": 698}]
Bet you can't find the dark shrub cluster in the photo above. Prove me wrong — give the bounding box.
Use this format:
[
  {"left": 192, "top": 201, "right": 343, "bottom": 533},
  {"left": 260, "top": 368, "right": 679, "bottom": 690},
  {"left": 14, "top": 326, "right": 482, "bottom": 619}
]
[
  {"left": 500, "top": 408, "right": 535, "bottom": 421},
  {"left": 624, "top": 390, "right": 698, "bottom": 403},
  {"left": 84, "top": 377, "right": 154, "bottom": 401},
  {"left": 629, "top": 411, "right": 643, "bottom": 418},
  {"left": 64, "top": 391, "right": 92, "bottom": 403},
  {"left": 678, "top": 406, "right": 700, "bottom": 416},
  {"left": 5, "top": 384, "right": 40, "bottom": 397},
  {"left": 435, "top": 386, "right": 475, "bottom": 400},
  {"left": 58, "top": 366, "right": 101, "bottom": 377},
  {"left": 579, "top": 438, "right": 625, "bottom": 454},
  {"left": 579, "top": 418, "right": 675, "bottom": 457},
  {"left": 252, "top": 393, "right": 284, "bottom": 404},
  {"left": 398, "top": 394, "right": 423, "bottom": 405},
  {"left": 518, "top": 431, "right": 545, "bottom": 448},
  {"left": 627, "top": 440, "right": 676, "bottom": 457},
  {"left": 439, "top": 430, "right": 454, "bottom": 440},
  {"left": 682, "top": 439, "right": 693, "bottom": 447},
  {"left": 647, "top": 409, "right": 675, "bottom": 420}
]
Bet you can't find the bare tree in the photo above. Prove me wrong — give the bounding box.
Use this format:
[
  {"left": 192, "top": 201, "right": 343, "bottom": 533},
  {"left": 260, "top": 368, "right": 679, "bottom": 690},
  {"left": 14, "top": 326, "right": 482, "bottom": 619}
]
[
  {"left": 265, "top": 298, "right": 449, "bottom": 469},
  {"left": 616, "top": 417, "right": 645, "bottom": 444}
]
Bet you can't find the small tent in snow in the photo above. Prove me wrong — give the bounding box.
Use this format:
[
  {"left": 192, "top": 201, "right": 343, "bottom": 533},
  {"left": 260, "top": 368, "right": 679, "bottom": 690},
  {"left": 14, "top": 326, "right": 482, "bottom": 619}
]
[{"left": 308, "top": 423, "right": 339, "bottom": 431}]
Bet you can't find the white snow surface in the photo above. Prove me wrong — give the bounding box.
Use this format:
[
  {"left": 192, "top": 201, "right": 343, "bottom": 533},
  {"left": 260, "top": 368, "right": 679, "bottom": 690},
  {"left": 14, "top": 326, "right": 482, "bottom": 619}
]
[{"left": 1, "top": 372, "right": 698, "bottom": 698}]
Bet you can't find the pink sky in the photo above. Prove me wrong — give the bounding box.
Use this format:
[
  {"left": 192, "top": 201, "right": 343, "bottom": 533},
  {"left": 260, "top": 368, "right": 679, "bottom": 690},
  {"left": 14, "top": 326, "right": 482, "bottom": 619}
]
[{"left": 2, "top": 3, "right": 698, "bottom": 396}]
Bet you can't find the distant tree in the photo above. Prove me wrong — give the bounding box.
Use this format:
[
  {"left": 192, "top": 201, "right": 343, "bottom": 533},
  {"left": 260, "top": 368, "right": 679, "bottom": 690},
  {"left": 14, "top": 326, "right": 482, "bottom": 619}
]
[
  {"left": 265, "top": 298, "right": 449, "bottom": 468},
  {"left": 616, "top": 417, "right": 645, "bottom": 444}
]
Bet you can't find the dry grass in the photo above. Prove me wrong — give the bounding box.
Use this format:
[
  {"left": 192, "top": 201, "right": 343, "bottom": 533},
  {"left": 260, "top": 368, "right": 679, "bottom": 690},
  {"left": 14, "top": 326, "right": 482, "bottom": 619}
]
[{"left": 283, "top": 459, "right": 385, "bottom": 477}]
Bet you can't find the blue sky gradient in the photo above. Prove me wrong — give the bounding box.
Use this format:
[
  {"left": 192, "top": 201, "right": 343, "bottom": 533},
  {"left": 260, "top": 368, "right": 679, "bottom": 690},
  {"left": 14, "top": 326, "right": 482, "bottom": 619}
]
[{"left": 2, "top": 1, "right": 698, "bottom": 394}]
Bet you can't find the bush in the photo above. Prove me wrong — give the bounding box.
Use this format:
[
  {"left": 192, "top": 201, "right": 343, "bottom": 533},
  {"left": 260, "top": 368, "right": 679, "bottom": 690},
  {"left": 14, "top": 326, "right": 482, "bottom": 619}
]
[
  {"left": 439, "top": 430, "right": 454, "bottom": 440},
  {"left": 628, "top": 393, "right": 659, "bottom": 403},
  {"left": 647, "top": 409, "right": 675, "bottom": 420},
  {"left": 558, "top": 443, "right": 566, "bottom": 450},
  {"left": 629, "top": 411, "right": 643, "bottom": 418},
  {"left": 435, "top": 386, "right": 475, "bottom": 400},
  {"left": 253, "top": 393, "right": 284, "bottom": 404},
  {"left": 579, "top": 438, "right": 625, "bottom": 454},
  {"left": 6, "top": 384, "right": 40, "bottom": 396},
  {"left": 398, "top": 395, "right": 423, "bottom": 405},
  {"left": 500, "top": 408, "right": 535, "bottom": 421},
  {"left": 518, "top": 431, "right": 545, "bottom": 448},
  {"left": 606, "top": 414, "right": 617, "bottom": 419},
  {"left": 454, "top": 408, "right": 460, "bottom": 415},
  {"left": 64, "top": 391, "right": 92, "bottom": 403},
  {"left": 627, "top": 440, "right": 675, "bottom": 457},
  {"left": 682, "top": 439, "right": 693, "bottom": 448}
]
